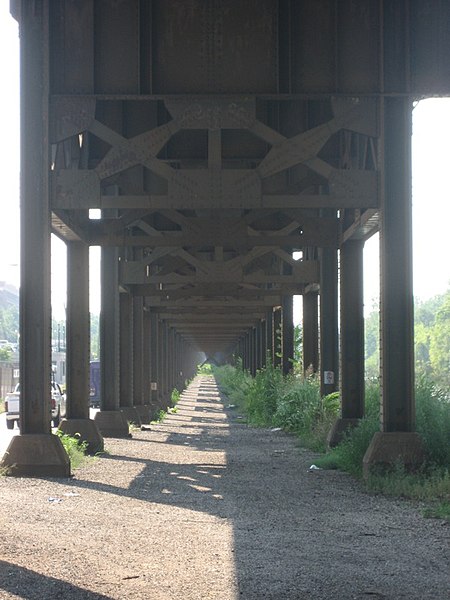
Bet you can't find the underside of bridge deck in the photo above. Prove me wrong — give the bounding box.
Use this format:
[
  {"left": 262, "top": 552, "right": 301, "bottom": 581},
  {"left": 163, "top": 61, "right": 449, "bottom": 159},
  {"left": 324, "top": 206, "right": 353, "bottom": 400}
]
[{"left": 2, "top": 0, "right": 450, "bottom": 476}]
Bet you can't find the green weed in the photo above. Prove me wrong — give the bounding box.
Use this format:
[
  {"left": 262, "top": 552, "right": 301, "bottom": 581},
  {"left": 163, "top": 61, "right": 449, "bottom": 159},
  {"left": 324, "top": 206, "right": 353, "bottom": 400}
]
[
  {"left": 171, "top": 388, "right": 181, "bottom": 405},
  {"left": 55, "top": 431, "right": 89, "bottom": 469}
]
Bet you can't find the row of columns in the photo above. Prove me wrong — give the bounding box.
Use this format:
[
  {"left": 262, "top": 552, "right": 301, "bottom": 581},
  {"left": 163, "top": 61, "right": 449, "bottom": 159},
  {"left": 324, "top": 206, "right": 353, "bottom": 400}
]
[
  {"left": 1, "top": 2, "right": 422, "bottom": 476},
  {"left": 235, "top": 97, "right": 423, "bottom": 471}
]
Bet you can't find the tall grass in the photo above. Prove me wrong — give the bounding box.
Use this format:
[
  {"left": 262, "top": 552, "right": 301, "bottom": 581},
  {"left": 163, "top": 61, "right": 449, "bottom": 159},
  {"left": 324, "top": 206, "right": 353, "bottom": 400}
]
[
  {"left": 214, "top": 363, "right": 450, "bottom": 519},
  {"left": 214, "top": 360, "right": 339, "bottom": 451}
]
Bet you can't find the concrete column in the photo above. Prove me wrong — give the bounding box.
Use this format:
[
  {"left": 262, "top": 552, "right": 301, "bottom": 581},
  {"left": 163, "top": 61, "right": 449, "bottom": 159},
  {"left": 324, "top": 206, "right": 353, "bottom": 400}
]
[
  {"left": 119, "top": 292, "right": 133, "bottom": 409},
  {"left": 282, "top": 295, "right": 294, "bottom": 375},
  {"left": 319, "top": 244, "right": 339, "bottom": 397},
  {"left": 141, "top": 307, "right": 152, "bottom": 420},
  {"left": 261, "top": 319, "right": 267, "bottom": 368},
  {"left": 95, "top": 247, "right": 129, "bottom": 437},
  {"left": 265, "top": 309, "right": 273, "bottom": 366},
  {"left": 327, "top": 240, "right": 364, "bottom": 447},
  {"left": 363, "top": 97, "right": 424, "bottom": 475},
  {"left": 273, "top": 308, "right": 282, "bottom": 368},
  {"left": 131, "top": 296, "right": 147, "bottom": 423},
  {"left": 118, "top": 292, "right": 141, "bottom": 426},
  {"left": 1, "top": 1, "right": 70, "bottom": 477},
  {"left": 302, "top": 292, "right": 319, "bottom": 374},
  {"left": 59, "top": 241, "right": 103, "bottom": 454},
  {"left": 150, "top": 311, "right": 160, "bottom": 412}
]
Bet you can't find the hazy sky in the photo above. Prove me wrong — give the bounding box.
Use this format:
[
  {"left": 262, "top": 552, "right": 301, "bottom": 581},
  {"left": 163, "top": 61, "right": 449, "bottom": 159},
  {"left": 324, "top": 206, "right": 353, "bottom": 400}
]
[{"left": 1, "top": 5, "right": 449, "bottom": 322}]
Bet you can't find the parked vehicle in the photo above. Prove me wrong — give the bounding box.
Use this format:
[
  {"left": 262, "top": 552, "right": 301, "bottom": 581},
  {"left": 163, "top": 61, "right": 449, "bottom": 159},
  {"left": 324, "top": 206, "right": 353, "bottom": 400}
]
[
  {"left": 90, "top": 360, "right": 100, "bottom": 408},
  {"left": 4, "top": 381, "right": 67, "bottom": 429}
]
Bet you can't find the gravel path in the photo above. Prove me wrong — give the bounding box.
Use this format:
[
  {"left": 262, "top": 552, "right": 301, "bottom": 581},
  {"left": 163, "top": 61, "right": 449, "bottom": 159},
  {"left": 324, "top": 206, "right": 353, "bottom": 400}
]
[{"left": 0, "top": 375, "right": 448, "bottom": 599}]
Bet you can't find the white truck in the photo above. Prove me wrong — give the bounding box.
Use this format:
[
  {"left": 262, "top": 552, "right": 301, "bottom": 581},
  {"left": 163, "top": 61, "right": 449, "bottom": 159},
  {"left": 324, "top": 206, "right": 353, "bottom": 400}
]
[{"left": 5, "top": 382, "right": 66, "bottom": 429}]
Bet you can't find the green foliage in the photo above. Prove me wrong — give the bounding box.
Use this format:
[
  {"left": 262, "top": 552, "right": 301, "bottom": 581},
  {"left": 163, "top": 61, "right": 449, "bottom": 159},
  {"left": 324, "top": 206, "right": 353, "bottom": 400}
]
[
  {"left": 415, "top": 376, "right": 450, "bottom": 467},
  {"left": 151, "top": 409, "right": 167, "bottom": 424},
  {"left": 423, "top": 501, "right": 450, "bottom": 522},
  {"left": 214, "top": 360, "right": 339, "bottom": 452},
  {"left": 0, "top": 305, "right": 19, "bottom": 343},
  {"left": 197, "top": 363, "right": 213, "bottom": 375},
  {"left": 0, "top": 346, "right": 12, "bottom": 361},
  {"left": 56, "top": 431, "right": 89, "bottom": 469},
  {"left": 171, "top": 388, "right": 181, "bottom": 405},
  {"left": 316, "top": 379, "right": 450, "bottom": 515}
]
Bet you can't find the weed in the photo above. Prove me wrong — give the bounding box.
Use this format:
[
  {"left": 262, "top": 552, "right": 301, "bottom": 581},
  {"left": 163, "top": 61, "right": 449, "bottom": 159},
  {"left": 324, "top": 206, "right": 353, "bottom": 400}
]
[
  {"left": 171, "top": 388, "right": 181, "bottom": 405},
  {"left": 197, "top": 363, "right": 213, "bottom": 375},
  {"left": 151, "top": 409, "right": 167, "bottom": 424},
  {"left": 423, "top": 501, "right": 450, "bottom": 522},
  {"left": 168, "top": 406, "right": 178, "bottom": 414},
  {"left": 55, "top": 431, "right": 89, "bottom": 469}
]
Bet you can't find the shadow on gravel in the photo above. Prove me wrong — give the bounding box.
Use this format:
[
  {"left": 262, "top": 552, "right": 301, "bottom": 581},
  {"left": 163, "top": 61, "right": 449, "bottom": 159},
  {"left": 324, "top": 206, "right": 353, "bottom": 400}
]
[{"left": 0, "top": 560, "right": 113, "bottom": 600}]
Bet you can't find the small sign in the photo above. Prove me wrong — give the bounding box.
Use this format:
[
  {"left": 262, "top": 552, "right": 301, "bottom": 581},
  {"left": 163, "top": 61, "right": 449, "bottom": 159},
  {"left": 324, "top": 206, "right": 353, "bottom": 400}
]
[
  {"left": 13, "top": 369, "right": 20, "bottom": 379},
  {"left": 323, "top": 371, "right": 334, "bottom": 385},
  {"left": 151, "top": 382, "right": 158, "bottom": 391}
]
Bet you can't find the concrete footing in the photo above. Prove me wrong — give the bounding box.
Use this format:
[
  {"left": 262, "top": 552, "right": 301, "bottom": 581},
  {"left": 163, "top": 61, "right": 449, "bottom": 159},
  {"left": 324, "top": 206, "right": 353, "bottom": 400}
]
[
  {"left": 327, "top": 417, "right": 360, "bottom": 448},
  {"left": 58, "top": 419, "right": 104, "bottom": 454},
  {"left": 94, "top": 411, "right": 130, "bottom": 438},
  {"left": 0, "top": 434, "right": 71, "bottom": 477},
  {"left": 363, "top": 432, "right": 425, "bottom": 479},
  {"left": 120, "top": 407, "right": 142, "bottom": 427},
  {"left": 134, "top": 405, "right": 152, "bottom": 424}
]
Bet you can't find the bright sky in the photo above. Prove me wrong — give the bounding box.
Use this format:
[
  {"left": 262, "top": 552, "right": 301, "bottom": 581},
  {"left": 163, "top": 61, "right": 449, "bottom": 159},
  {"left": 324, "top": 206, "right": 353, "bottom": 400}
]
[{"left": 0, "top": 6, "right": 449, "bottom": 322}]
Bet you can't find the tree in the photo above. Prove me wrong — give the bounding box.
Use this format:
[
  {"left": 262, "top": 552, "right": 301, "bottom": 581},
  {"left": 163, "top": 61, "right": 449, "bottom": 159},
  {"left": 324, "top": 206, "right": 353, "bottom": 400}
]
[{"left": 429, "top": 293, "right": 450, "bottom": 390}]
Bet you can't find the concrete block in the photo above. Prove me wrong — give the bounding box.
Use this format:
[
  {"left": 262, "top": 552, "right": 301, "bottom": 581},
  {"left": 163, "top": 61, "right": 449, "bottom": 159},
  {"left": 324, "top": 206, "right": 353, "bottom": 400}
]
[
  {"left": 0, "top": 434, "right": 71, "bottom": 478},
  {"left": 94, "top": 411, "right": 130, "bottom": 438},
  {"left": 327, "top": 417, "right": 360, "bottom": 448},
  {"left": 134, "top": 405, "right": 152, "bottom": 425},
  {"left": 363, "top": 432, "right": 425, "bottom": 479},
  {"left": 120, "top": 407, "right": 142, "bottom": 427},
  {"left": 58, "top": 419, "right": 104, "bottom": 454}
]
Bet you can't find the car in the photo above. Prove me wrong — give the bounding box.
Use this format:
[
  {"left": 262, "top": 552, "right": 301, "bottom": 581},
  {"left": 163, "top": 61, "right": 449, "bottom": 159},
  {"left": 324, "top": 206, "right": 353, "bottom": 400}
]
[{"left": 5, "top": 381, "right": 67, "bottom": 429}]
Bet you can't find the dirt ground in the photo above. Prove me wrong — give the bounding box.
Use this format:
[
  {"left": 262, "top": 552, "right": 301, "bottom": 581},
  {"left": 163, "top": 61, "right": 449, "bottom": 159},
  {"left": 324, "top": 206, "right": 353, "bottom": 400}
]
[{"left": 0, "top": 375, "right": 448, "bottom": 599}]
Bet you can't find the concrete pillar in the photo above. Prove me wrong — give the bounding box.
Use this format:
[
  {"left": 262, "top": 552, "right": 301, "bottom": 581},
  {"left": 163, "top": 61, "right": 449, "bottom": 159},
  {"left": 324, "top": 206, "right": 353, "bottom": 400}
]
[
  {"left": 302, "top": 292, "right": 319, "bottom": 375},
  {"left": 95, "top": 247, "right": 129, "bottom": 437},
  {"left": 59, "top": 241, "right": 103, "bottom": 454},
  {"left": 1, "top": 1, "right": 69, "bottom": 477},
  {"left": 118, "top": 292, "right": 141, "bottom": 426},
  {"left": 141, "top": 307, "right": 152, "bottom": 422},
  {"left": 363, "top": 97, "right": 423, "bottom": 475},
  {"left": 282, "top": 295, "right": 294, "bottom": 375},
  {"left": 150, "top": 310, "right": 160, "bottom": 412},
  {"left": 266, "top": 309, "right": 273, "bottom": 366},
  {"left": 261, "top": 319, "right": 267, "bottom": 368},
  {"left": 130, "top": 296, "right": 147, "bottom": 424},
  {"left": 119, "top": 292, "right": 133, "bottom": 409},
  {"left": 327, "top": 240, "right": 364, "bottom": 447},
  {"left": 273, "top": 308, "right": 282, "bottom": 368},
  {"left": 319, "top": 243, "right": 339, "bottom": 397}
]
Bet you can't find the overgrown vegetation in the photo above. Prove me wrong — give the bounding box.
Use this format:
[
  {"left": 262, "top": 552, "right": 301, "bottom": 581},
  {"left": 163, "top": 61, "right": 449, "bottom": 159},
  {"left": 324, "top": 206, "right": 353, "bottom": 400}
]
[
  {"left": 56, "top": 431, "right": 89, "bottom": 469},
  {"left": 215, "top": 358, "right": 339, "bottom": 452},
  {"left": 366, "top": 289, "right": 450, "bottom": 391},
  {"left": 214, "top": 362, "right": 450, "bottom": 521}
]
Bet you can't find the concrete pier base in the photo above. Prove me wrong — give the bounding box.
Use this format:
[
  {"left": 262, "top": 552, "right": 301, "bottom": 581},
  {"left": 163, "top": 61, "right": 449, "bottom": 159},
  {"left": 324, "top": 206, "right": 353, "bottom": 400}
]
[
  {"left": 134, "top": 405, "right": 152, "bottom": 424},
  {"left": 363, "top": 432, "right": 425, "bottom": 479},
  {"left": 121, "top": 407, "right": 142, "bottom": 427},
  {"left": 94, "top": 411, "right": 130, "bottom": 438},
  {"left": 58, "top": 419, "right": 104, "bottom": 455},
  {"left": 327, "top": 418, "right": 360, "bottom": 448},
  {"left": 0, "top": 434, "right": 71, "bottom": 477}
]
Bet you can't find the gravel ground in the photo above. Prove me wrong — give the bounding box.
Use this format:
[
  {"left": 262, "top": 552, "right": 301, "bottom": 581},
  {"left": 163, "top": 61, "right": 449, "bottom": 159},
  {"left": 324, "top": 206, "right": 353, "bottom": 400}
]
[{"left": 0, "top": 375, "right": 448, "bottom": 600}]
